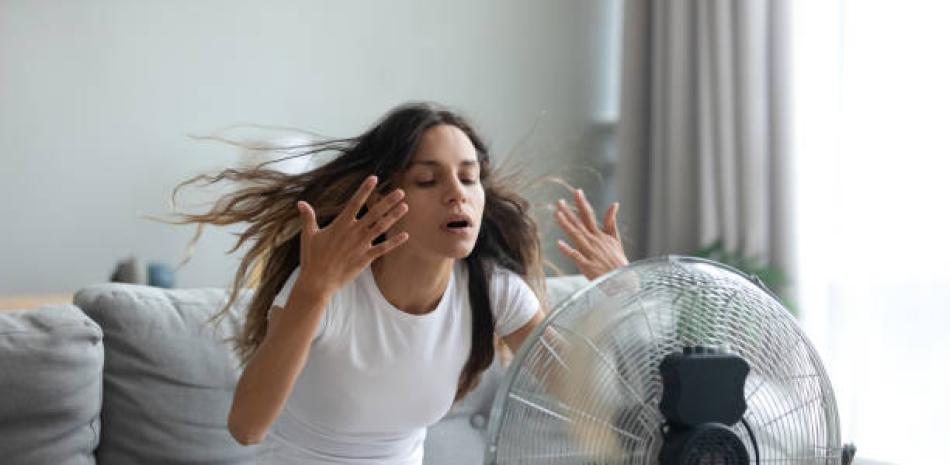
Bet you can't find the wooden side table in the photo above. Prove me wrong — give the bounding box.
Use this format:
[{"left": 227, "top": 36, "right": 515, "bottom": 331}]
[{"left": 0, "top": 294, "right": 74, "bottom": 311}]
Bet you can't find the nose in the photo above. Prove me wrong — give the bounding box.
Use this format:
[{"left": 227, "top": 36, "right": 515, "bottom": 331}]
[{"left": 443, "top": 177, "right": 468, "bottom": 206}]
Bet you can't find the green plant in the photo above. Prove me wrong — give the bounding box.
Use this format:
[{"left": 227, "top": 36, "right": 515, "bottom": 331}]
[{"left": 692, "top": 240, "right": 797, "bottom": 316}]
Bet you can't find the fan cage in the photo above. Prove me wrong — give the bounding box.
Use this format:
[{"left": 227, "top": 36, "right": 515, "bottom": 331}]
[{"left": 485, "top": 256, "right": 843, "bottom": 465}]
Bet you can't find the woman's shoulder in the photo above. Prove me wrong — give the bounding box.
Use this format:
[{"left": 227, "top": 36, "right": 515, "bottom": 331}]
[
  {"left": 481, "top": 261, "right": 535, "bottom": 304},
  {"left": 453, "top": 259, "right": 533, "bottom": 302},
  {"left": 485, "top": 260, "right": 526, "bottom": 282}
]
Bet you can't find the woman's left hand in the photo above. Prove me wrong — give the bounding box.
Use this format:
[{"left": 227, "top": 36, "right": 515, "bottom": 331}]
[{"left": 553, "top": 189, "right": 629, "bottom": 280}]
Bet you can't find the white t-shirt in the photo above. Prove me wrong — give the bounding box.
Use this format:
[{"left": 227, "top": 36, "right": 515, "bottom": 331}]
[{"left": 257, "top": 260, "right": 540, "bottom": 465}]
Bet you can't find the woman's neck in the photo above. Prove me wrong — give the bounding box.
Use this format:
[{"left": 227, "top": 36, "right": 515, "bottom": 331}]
[{"left": 370, "top": 253, "right": 456, "bottom": 315}]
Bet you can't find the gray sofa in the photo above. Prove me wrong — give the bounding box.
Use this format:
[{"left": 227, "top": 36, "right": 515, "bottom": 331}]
[{"left": 0, "top": 275, "right": 588, "bottom": 465}]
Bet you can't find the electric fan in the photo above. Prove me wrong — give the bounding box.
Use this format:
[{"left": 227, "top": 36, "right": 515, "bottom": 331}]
[{"left": 485, "top": 256, "right": 855, "bottom": 465}]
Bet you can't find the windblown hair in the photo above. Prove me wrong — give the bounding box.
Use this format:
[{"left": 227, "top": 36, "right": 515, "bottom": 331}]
[{"left": 171, "top": 102, "right": 546, "bottom": 400}]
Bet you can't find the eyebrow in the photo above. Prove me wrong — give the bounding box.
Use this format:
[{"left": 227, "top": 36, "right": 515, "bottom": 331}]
[{"left": 409, "top": 160, "right": 479, "bottom": 168}]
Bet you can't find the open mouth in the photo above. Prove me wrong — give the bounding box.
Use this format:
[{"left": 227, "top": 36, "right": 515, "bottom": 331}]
[
  {"left": 443, "top": 215, "right": 473, "bottom": 233},
  {"left": 445, "top": 220, "right": 471, "bottom": 229}
]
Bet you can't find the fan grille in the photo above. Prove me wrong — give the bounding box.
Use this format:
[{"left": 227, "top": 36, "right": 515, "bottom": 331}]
[{"left": 485, "top": 256, "right": 842, "bottom": 465}]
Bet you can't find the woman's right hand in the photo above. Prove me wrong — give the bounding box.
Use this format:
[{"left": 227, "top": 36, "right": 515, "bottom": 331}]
[{"left": 294, "top": 175, "right": 409, "bottom": 298}]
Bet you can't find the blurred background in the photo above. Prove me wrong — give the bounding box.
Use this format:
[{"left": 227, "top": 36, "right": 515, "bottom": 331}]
[{"left": 1, "top": 1, "right": 947, "bottom": 463}]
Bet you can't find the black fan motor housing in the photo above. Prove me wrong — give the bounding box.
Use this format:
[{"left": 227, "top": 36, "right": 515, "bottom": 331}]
[
  {"left": 659, "top": 347, "right": 750, "bottom": 426},
  {"left": 659, "top": 347, "right": 752, "bottom": 465}
]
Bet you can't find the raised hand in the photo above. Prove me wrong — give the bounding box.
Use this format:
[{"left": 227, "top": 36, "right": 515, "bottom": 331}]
[
  {"left": 553, "top": 188, "right": 629, "bottom": 280},
  {"left": 295, "top": 175, "right": 409, "bottom": 297}
]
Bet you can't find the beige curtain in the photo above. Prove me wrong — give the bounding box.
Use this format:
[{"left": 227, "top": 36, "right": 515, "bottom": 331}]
[{"left": 615, "top": 0, "right": 792, "bottom": 282}]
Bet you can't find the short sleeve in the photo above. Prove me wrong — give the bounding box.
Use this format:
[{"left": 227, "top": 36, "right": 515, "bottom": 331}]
[
  {"left": 489, "top": 266, "right": 541, "bottom": 337},
  {"left": 270, "top": 267, "right": 300, "bottom": 312},
  {"left": 267, "top": 267, "right": 330, "bottom": 341}
]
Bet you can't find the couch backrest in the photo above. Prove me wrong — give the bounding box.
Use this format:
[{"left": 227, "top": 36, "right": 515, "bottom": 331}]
[
  {"left": 0, "top": 304, "right": 103, "bottom": 465},
  {"left": 74, "top": 284, "right": 257, "bottom": 465}
]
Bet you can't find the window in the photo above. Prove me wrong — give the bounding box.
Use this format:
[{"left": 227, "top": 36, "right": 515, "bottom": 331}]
[{"left": 791, "top": 1, "right": 950, "bottom": 463}]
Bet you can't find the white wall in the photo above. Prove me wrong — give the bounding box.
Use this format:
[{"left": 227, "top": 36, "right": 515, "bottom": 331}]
[{"left": 0, "top": 0, "right": 620, "bottom": 293}]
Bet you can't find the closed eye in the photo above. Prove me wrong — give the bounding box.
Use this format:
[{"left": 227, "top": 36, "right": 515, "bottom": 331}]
[{"left": 415, "top": 178, "right": 479, "bottom": 188}]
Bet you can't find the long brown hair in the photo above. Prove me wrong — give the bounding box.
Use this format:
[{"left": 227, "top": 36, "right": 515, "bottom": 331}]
[{"left": 171, "top": 102, "right": 546, "bottom": 400}]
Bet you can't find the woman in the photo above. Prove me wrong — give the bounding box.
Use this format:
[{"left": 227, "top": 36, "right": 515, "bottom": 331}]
[{"left": 174, "top": 102, "right": 628, "bottom": 464}]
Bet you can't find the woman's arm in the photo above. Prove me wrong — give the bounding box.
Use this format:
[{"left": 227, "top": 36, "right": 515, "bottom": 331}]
[
  {"left": 227, "top": 175, "right": 409, "bottom": 445},
  {"left": 227, "top": 287, "right": 331, "bottom": 445},
  {"left": 502, "top": 309, "right": 546, "bottom": 355},
  {"left": 500, "top": 190, "right": 630, "bottom": 389},
  {"left": 501, "top": 308, "right": 574, "bottom": 399}
]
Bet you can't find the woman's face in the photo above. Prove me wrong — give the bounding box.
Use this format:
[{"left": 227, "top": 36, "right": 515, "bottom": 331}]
[{"left": 385, "top": 124, "right": 485, "bottom": 259}]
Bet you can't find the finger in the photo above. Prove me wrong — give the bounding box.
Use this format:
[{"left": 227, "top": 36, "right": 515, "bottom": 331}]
[
  {"left": 362, "top": 188, "right": 405, "bottom": 228},
  {"left": 297, "top": 201, "right": 319, "bottom": 232},
  {"left": 339, "top": 175, "right": 378, "bottom": 223},
  {"left": 574, "top": 189, "right": 600, "bottom": 233},
  {"left": 554, "top": 209, "right": 593, "bottom": 255},
  {"left": 365, "top": 202, "right": 409, "bottom": 239},
  {"left": 367, "top": 231, "right": 410, "bottom": 260},
  {"left": 557, "top": 199, "right": 591, "bottom": 244},
  {"left": 556, "top": 239, "right": 590, "bottom": 267},
  {"left": 604, "top": 202, "right": 620, "bottom": 239}
]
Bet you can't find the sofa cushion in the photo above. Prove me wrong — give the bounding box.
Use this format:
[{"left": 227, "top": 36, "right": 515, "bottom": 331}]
[
  {"left": 0, "top": 304, "right": 103, "bottom": 465},
  {"left": 74, "top": 284, "right": 257, "bottom": 465}
]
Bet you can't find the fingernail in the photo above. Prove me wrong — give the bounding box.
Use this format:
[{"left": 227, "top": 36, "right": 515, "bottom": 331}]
[
  {"left": 557, "top": 199, "right": 566, "bottom": 207},
  {"left": 577, "top": 188, "right": 585, "bottom": 198}
]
